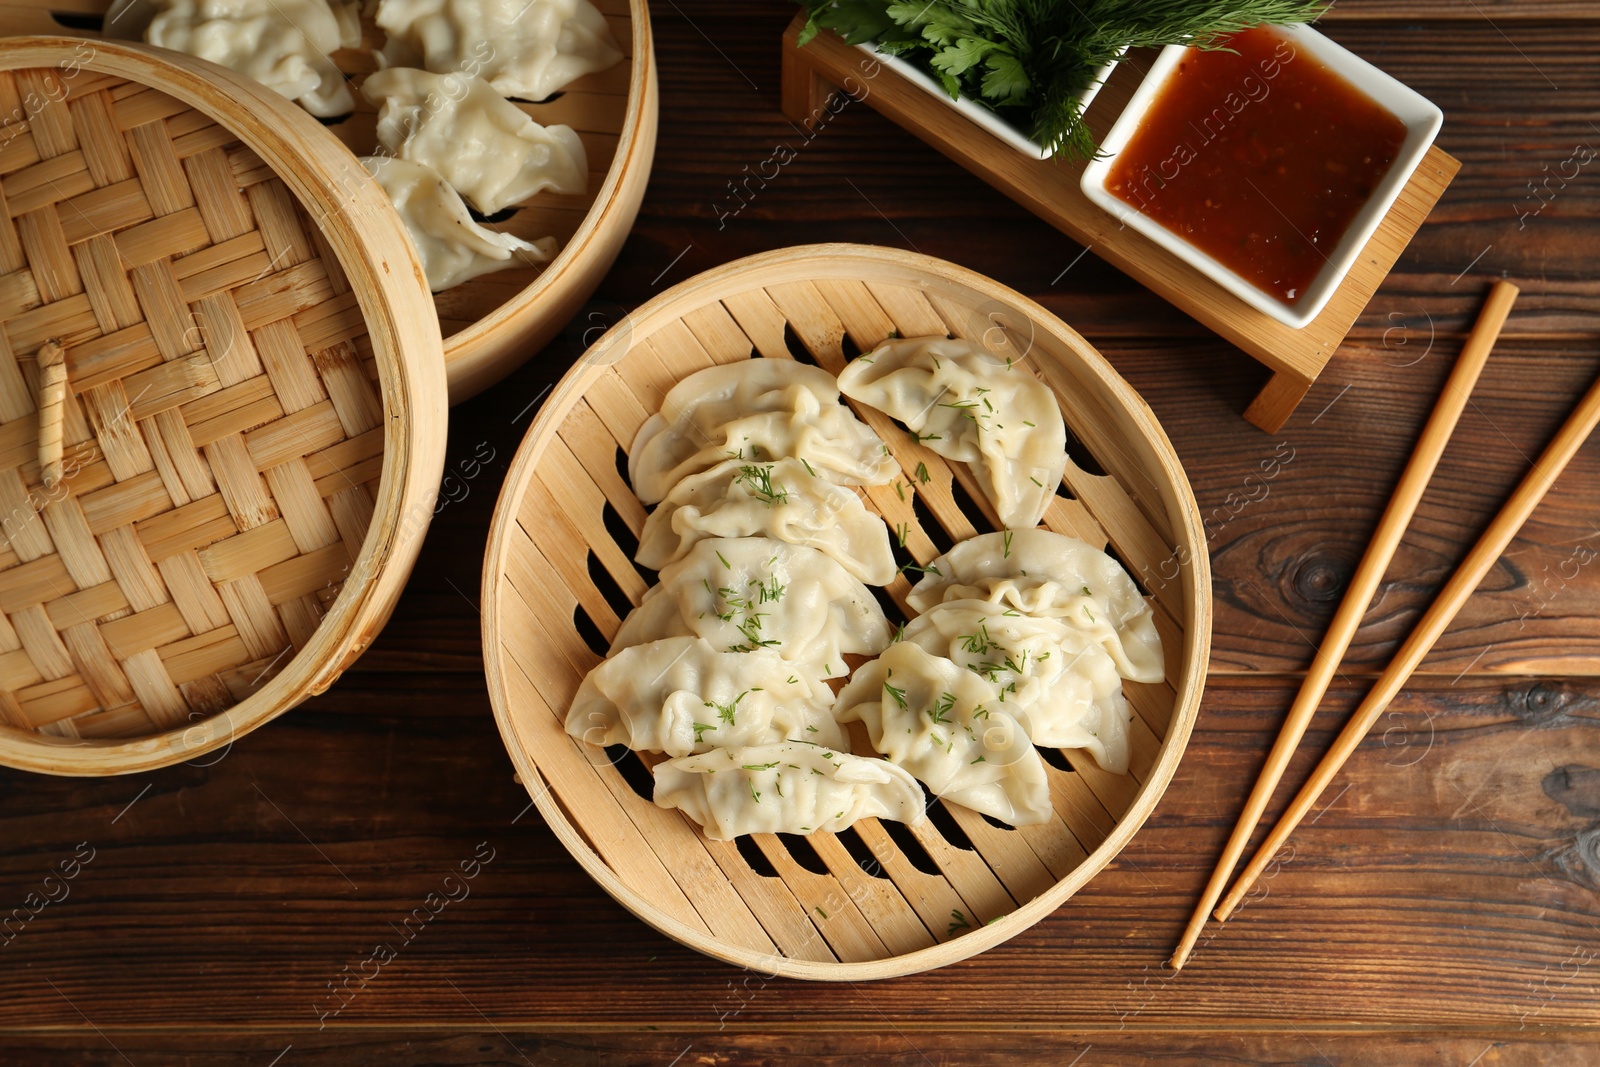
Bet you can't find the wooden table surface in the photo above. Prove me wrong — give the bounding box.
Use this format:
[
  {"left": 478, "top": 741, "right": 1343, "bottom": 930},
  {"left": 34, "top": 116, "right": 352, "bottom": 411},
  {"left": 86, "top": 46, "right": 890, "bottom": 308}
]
[{"left": 4, "top": 2, "right": 1600, "bottom": 1063}]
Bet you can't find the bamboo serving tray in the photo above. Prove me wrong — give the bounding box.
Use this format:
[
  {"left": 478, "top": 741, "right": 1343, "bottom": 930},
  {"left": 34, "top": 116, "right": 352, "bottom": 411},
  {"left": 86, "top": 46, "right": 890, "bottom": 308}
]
[
  {"left": 481, "top": 244, "right": 1211, "bottom": 979},
  {"left": 0, "top": 38, "right": 447, "bottom": 774},
  {"left": 1, "top": 0, "right": 658, "bottom": 402},
  {"left": 781, "top": 17, "right": 1460, "bottom": 433}
]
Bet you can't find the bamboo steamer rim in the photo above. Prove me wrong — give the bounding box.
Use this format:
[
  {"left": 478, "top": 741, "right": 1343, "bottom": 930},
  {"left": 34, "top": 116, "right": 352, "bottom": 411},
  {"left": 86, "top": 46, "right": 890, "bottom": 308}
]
[
  {"left": 0, "top": 37, "right": 448, "bottom": 775},
  {"left": 436, "top": 0, "right": 657, "bottom": 401},
  {"left": 481, "top": 242, "right": 1212, "bottom": 980}
]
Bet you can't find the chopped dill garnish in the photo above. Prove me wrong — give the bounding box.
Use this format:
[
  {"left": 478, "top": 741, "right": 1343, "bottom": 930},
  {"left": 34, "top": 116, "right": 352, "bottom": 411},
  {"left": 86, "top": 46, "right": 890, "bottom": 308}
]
[
  {"left": 800, "top": 457, "right": 818, "bottom": 477},
  {"left": 959, "top": 622, "right": 995, "bottom": 656},
  {"left": 704, "top": 690, "right": 749, "bottom": 726},
  {"left": 915, "top": 462, "right": 930, "bottom": 484},
  {"left": 883, "top": 675, "right": 909, "bottom": 710},
  {"left": 927, "top": 690, "right": 956, "bottom": 725},
  {"left": 736, "top": 464, "right": 789, "bottom": 507},
  {"left": 742, "top": 761, "right": 780, "bottom": 771},
  {"left": 1003, "top": 530, "right": 1013, "bottom": 558},
  {"left": 895, "top": 522, "right": 909, "bottom": 548}
]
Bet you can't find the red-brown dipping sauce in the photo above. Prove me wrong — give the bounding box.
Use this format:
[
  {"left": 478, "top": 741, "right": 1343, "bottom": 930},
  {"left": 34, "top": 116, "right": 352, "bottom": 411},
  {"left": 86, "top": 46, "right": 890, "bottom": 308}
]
[{"left": 1105, "top": 27, "right": 1408, "bottom": 306}]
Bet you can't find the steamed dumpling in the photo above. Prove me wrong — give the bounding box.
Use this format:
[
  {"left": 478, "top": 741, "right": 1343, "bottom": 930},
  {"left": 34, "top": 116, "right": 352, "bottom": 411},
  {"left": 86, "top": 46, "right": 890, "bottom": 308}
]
[
  {"left": 907, "top": 530, "right": 1163, "bottom": 683},
  {"left": 635, "top": 457, "right": 896, "bottom": 586},
  {"left": 610, "top": 537, "right": 891, "bottom": 678},
  {"left": 628, "top": 360, "right": 896, "bottom": 505},
  {"left": 361, "top": 156, "right": 557, "bottom": 291},
  {"left": 566, "top": 637, "right": 845, "bottom": 757},
  {"left": 901, "top": 600, "right": 1131, "bottom": 773},
  {"left": 123, "top": 0, "right": 355, "bottom": 116},
  {"left": 362, "top": 67, "right": 588, "bottom": 215},
  {"left": 654, "top": 742, "right": 926, "bottom": 840},
  {"left": 837, "top": 336, "right": 1068, "bottom": 529},
  {"left": 835, "top": 643, "right": 1052, "bottom": 826},
  {"left": 375, "top": 0, "right": 624, "bottom": 102}
]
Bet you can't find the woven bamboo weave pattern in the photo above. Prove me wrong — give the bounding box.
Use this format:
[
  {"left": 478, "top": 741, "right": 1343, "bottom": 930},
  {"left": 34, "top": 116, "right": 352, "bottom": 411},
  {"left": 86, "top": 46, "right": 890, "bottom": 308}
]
[{"left": 0, "top": 67, "right": 386, "bottom": 742}]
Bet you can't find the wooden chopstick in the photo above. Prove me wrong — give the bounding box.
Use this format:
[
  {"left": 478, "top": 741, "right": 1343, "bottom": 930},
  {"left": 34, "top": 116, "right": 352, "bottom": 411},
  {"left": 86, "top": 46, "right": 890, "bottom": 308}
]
[
  {"left": 1166, "top": 279, "right": 1519, "bottom": 969},
  {"left": 1214, "top": 335, "right": 1600, "bottom": 922}
]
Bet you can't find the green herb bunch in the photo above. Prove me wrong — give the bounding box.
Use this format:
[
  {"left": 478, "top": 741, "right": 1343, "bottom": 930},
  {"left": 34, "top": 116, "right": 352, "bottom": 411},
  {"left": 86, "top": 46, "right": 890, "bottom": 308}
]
[{"left": 797, "top": 0, "right": 1327, "bottom": 159}]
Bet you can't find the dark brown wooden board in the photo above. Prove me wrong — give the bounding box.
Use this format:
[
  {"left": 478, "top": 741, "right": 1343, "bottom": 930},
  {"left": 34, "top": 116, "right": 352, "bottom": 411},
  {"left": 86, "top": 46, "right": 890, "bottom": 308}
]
[{"left": 5, "top": 1, "right": 1600, "bottom": 1061}]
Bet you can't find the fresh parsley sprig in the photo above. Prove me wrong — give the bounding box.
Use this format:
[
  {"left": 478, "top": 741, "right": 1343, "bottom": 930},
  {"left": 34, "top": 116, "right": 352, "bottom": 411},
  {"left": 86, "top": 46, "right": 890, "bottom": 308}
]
[{"left": 797, "top": 0, "right": 1326, "bottom": 160}]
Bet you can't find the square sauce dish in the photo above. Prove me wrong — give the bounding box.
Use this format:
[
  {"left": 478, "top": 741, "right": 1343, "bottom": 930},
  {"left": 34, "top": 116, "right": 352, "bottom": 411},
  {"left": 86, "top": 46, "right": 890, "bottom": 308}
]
[{"left": 1081, "top": 23, "right": 1443, "bottom": 328}]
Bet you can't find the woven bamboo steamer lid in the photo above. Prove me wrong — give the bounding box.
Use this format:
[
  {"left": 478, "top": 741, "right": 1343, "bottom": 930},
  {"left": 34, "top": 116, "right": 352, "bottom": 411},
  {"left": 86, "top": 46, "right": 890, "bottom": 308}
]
[
  {"left": 0, "top": 37, "right": 448, "bottom": 775},
  {"left": 10, "top": 0, "right": 660, "bottom": 402}
]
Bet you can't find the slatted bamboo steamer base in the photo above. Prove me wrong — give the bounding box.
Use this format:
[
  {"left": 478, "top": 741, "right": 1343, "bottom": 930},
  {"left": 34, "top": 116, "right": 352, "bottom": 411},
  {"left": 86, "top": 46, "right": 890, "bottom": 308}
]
[
  {"left": 482, "top": 244, "right": 1211, "bottom": 979},
  {"left": 0, "top": 38, "right": 447, "bottom": 775},
  {"left": 0, "top": 0, "right": 658, "bottom": 402}
]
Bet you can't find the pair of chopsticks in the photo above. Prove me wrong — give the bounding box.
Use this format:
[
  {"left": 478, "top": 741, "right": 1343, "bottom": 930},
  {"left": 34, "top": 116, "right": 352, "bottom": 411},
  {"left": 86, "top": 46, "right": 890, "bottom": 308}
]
[{"left": 1172, "top": 279, "right": 1600, "bottom": 969}]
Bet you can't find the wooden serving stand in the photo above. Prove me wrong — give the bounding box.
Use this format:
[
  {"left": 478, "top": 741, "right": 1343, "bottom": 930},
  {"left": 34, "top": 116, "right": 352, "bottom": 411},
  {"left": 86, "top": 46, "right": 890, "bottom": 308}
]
[{"left": 781, "top": 16, "right": 1460, "bottom": 433}]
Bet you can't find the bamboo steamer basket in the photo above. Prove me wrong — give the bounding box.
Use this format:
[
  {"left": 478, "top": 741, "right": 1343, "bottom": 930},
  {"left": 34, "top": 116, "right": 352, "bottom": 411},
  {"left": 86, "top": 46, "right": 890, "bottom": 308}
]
[
  {"left": 1, "top": 0, "right": 658, "bottom": 402},
  {"left": 481, "top": 244, "right": 1211, "bottom": 979},
  {"left": 0, "top": 38, "right": 448, "bottom": 775}
]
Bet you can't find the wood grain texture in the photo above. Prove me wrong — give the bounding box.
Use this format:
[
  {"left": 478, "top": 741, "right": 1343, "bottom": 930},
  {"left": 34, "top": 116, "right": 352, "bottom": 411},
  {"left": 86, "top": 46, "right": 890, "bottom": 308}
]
[
  {"left": 3, "top": 1032, "right": 1600, "bottom": 1065},
  {"left": 3, "top": 0, "right": 1600, "bottom": 1060}
]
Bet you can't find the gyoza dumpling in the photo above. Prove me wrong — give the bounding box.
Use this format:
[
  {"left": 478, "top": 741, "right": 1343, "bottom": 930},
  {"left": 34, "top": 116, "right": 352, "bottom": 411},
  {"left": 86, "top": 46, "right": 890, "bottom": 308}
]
[
  {"left": 362, "top": 68, "right": 588, "bottom": 215},
  {"left": 611, "top": 538, "right": 890, "bottom": 678},
  {"left": 901, "top": 600, "right": 1131, "bottom": 773},
  {"left": 834, "top": 643, "right": 1052, "bottom": 826},
  {"left": 653, "top": 742, "right": 925, "bottom": 840},
  {"left": 361, "top": 156, "right": 557, "bottom": 291},
  {"left": 837, "top": 336, "right": 1068, "bottom": 529},
  {"left": 907, "top": 530, "right": 1163, "bottom": 683},
  {"left": 636, "top": 458, "right": 896, "bottom": 586},
  {"left": 628, "top": 360, "right": 896, "bottom": 505},
  {"left": 375, "top": 0, "right": 624, "bottom": 102},
  {"left": 123, "top": 0, "right": 354, "bottom": 116},
  {"left": 566, "top": 637, "right": 845, "bottom": 757}
]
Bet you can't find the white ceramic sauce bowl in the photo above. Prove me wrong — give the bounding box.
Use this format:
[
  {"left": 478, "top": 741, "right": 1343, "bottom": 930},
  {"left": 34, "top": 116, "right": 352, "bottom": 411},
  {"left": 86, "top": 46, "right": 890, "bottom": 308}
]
[{"left": 1080, "top": 23, "right": 1443, "bottom": 328}]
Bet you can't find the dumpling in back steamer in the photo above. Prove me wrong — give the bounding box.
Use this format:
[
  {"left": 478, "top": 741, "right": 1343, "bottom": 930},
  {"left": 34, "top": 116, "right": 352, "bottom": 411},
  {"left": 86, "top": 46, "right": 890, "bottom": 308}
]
[
  {"left": 834, "top": 642, "right": 1052, "bottom": 826},
  {"left": 628, "top": 360, "right": 897, "bottom": 505},
  {"left": 635, "top": 457, "right": 896, "bottom": 585},
  {"left": 837, "top": 336, "right": 1067, "bottom": 529},
  {"left": 362, "top": 67, "right": 587, "bottom": 215},
  {"left": 375, "top": 0, "right": 624, "bottom": 102},
  {"left": 566, "top": 636, "right": 844, "bottom": 757},
  {"left": 654, "top": 742, "right": 926, "bottom": 841},
  {"left": 119, "top": 0, "right": 355, "bottom": 116},
  {"left": 610, "top": 537, "right": 890, "bottom": 678},
  {"left": 908, "top": 529, "right": 1164, "bottom": 684},
  {"left": 361, "top": 156, "right": 557, "bottom": 291}
]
